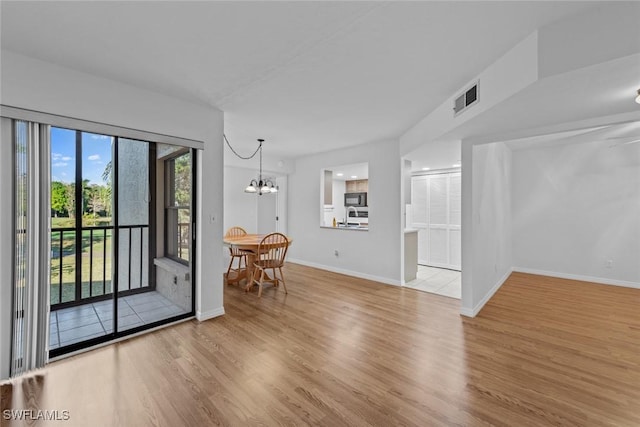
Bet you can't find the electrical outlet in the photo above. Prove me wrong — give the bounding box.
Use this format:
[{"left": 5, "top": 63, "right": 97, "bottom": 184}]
[
  {"left": 334, "top": 249, "right": 339, "bottom": 257},
  {"left": 605, "top": 259, "right": 613, "bottom": 269}
]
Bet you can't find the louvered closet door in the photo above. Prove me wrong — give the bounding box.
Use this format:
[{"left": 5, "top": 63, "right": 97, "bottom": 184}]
[
  {"left": 411, "top": 172, "right": 461, "bottom": 271},
  {"left": 427, "top": 175, "right": 448, "bottom": 267}
]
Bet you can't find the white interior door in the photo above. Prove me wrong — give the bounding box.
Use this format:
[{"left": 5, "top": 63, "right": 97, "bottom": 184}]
[
  {"left": 275, "top": 176, "right": 287, "bottom": 235},
  {"left": 257, "top": 192, "right": 277, "bottom": 234},
  {"left": 427, "top": 174, "right": 449, "bottom": 267},
  {"left": 411, "top": 172, "right": 461, "bottom": 270}
]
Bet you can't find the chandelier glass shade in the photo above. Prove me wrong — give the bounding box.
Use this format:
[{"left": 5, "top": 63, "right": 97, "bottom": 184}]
[{"left": 244, "top": 178, "right": 278, "bottom": 194}]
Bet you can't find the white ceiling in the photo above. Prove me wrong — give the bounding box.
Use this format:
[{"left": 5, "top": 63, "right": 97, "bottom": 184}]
[
  {"left": 504, "top": 121, "right": 640, "bottom": 151},
  {"left": 441, "top": 54, "right": 640, "bottom": 144},
  {"left": 325, "top": 163, "right": 369, "bottom": 181},
  {"left": 404, "top": 51, "right": 640, "bottom": 171},
  {"left": 0, "top": 1, "right": 607, "bottom": 161},
  {"left": 407, "top": 139, "right": 461, "bottom": 172}
]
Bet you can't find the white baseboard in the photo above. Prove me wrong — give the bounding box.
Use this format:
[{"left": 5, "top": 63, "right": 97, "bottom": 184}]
[
  {"left": 459, "top": 307, "right": 475, "bottom": 317},
  {"left": 460, "top": 269, "right": 512, "bottom": 318},
  {"left": 512, "top": 267, "right": 640, "bottom": 289},
  {"left": 196, "top": 306, "right": 225, "bottom": 322},
  {"left": 287, "top": 258, "right": 401, "bottom": 287}
]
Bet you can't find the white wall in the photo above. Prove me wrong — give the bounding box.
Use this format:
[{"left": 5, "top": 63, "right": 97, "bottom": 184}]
[
  {"left": 461, "top": 141, "right": 513, "bottom": 316},
  {"left": 223, "top": 165, "right": 285, "bottom": 235},
  {"left": 1, "top": 51, "right": 216, "bottom": 143},
  {"left": 223, "top": 166, "right": 287, "bottom": 267},
  {"left": 224, "top": 148, "right": 295, "bottom": 175},
  {"left": 0, "top": 50, "right": 225, "bottom": 332},
  {"left": 196, "top": 119, "right": 224, "bottom": 321},
  {"left": 223, "top": 166, "right": 259, "bottom": 233},
  {"left": 288, "top": 139, "right": 402, "bottom": 285},
  {"left": 512, "top": 140, "right": 640, "bottom": 286}
]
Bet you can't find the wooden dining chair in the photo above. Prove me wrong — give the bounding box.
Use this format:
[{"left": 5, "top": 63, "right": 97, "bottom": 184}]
[
  {"left": 224, "top": 226, "right": 250, "bottom": 280},
  {"left": 249, "top": 232, "right": 289, "bottom": 297}
]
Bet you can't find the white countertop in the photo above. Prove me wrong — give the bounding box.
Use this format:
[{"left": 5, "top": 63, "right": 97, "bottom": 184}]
[{"left": 320, "top": 225, "right": 369, "bottom": 231}]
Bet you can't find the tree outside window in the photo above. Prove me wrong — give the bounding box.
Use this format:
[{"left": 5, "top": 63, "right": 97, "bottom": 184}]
[{"left": 166, "top": 152, "right": 191, "bottom": 263}]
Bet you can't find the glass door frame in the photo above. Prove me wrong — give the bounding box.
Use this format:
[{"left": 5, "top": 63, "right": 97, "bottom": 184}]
[{"left": 49, "top": 130, "right": 197, "bottom": 359}]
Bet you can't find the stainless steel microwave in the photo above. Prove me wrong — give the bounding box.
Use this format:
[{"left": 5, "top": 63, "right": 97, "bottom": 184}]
[{"left": 344, "top": 192, "right": 367, "bottom": 207}]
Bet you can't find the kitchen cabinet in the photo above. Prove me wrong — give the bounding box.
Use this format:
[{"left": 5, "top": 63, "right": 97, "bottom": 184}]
[{"left": 346, "top": 179, "right": 368, "bottom": 193}]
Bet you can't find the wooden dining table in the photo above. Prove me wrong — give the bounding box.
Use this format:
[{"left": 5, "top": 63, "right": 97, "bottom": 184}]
[{"left": 223, "top": 233, "right": 293, "bottom": 290}]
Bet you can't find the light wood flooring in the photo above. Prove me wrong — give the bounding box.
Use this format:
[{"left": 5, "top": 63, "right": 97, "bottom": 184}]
[{"left": 2, "top": 265, "right": 639, "bottom": 426}]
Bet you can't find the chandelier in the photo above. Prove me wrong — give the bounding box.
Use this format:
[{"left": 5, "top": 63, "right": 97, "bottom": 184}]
[{"left": 224, "top": 136, "right": 278, "bottom": 195}]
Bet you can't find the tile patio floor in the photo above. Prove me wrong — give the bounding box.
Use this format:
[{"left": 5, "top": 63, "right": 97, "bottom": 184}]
[
  {"left": 405, "top": 265, "right": 461, "bottom": 299},
  {"left": 49, "top": 291, "right": 188, "bottom": 350}
]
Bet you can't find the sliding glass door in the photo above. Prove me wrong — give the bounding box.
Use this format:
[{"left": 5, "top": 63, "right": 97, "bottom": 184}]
[
  {"left": 6, "top": 113, "right": 199, "bottom": 375},
  {"left": 48, "top": 128, "right": 115, "bottom": 351},
  {"left": 47, "top": 128, "right": 195, "bottom": 357}
]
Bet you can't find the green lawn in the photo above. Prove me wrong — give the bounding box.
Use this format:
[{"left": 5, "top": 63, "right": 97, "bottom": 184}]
[
  {"left": 50, "top": 225, "right": 113, "bottom": 305},
  {"left": 51, "top": 216, "right": 112, "bottom": 229}
]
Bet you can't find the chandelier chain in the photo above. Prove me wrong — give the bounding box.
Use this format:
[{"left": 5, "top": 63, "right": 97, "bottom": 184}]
[
  {"left": 225, "top": 134, "right": 277, "bottom": 194},
  {"left": 223, "top": 134, "right": 262, "bottom": 160},
  {"left": 259, "top": 141, "right": 263, "bottom": 178}
]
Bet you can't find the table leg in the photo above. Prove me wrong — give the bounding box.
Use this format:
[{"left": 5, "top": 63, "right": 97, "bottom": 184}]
[
  {"left": 244, "top": 252, "right": 257, "bottom": 291},
  {"left": 244, "top": 251, "right": 276, "bottom": 292}
]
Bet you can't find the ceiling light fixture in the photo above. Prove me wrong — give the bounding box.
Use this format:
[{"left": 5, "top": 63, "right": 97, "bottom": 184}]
[
  {"left": 636, "top": 88, "right": 640, "bottom": 104},
  {"left": 224, "top": 135, "right": 278, "bottom": 195},
  {"left": 422, "top": 167, "right": 430, "bottom": 171}
]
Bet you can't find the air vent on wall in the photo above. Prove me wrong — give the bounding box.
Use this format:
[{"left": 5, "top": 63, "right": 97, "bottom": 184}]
[{"left": 453, "top": 82, "right": 479, "bottom": 116}]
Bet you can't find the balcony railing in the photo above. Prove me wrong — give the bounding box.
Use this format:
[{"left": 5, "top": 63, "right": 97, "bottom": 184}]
[{"left": 50, "top": 224, "right": 150, "bottom": 310}]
